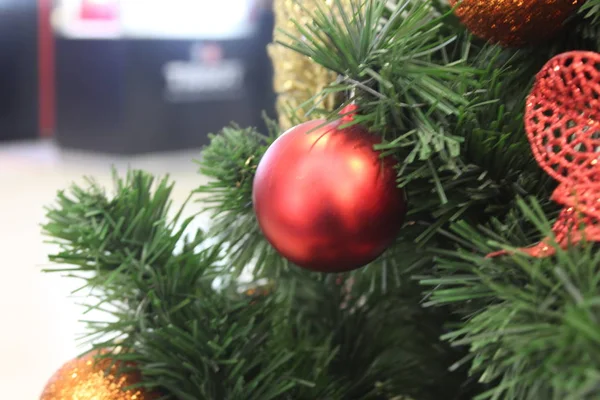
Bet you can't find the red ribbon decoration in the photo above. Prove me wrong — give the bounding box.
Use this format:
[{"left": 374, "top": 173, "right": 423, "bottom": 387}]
[{"left": 489, "top": 51, "right": 600, "bottom": 258}]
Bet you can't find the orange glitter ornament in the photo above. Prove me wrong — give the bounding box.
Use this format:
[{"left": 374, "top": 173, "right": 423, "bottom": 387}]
[
  {"left": 489, "top": 51, "right": 600, "bottom": 258},
  {"left": 40, "top": 352, "right": 159, "bottom": 400},
  {"left": 449, "top": 0, "right": 584, "bottom": 48}
]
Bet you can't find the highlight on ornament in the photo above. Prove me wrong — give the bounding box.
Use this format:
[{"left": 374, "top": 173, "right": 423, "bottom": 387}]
[
  {"left": 253, "top": 105, "right": 407, "bottom": 272},
  {"left": 489, "top": 51, "right": 600, "bottom": 258},
  {"left": 40, "top": 352, "right": 159, "bottom": 400}
]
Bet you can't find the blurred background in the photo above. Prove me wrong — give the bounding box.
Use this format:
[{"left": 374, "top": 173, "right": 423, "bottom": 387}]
[{"left": 0, "top": 0, "right": 274, "bottom": 398}]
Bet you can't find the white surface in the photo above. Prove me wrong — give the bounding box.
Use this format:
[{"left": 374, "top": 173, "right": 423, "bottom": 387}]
[
  {"left": 121, "top": 0, "right": 254, "bottom": 39},
  {"left": 0, "top": 140, "right": 210, "bottom": 399},
  {"left": 53, "top": 0, "right": 255, "bottom": 40}
]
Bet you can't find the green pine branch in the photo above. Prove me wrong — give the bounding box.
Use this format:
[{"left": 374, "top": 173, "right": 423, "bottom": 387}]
[
  {"left": 43, "top": 170, "right": 190, "bottom": 278},
  {"left": 580, "top": 0, "right": 600, "bottom": 24},
  {"left": 41, "top": 170, "right": 312, "bottom": 399},
  {"left": 420, "top": 198, "right": 600, "bottom": 399},
  {"left": 194, "top": 121, "right": 292, "bottom": 277},
  {"left": 277, "top": 0, "right": 482, "bottom": 164},
  {"left": 272, "top": 0, "right": 557, "bottom": 222},
  {"left": 42, "top": 170, "right": 476, "bottom": 400}
]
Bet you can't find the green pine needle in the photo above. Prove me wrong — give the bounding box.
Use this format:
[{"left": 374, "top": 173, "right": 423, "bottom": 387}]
[
  {"left": 277, "top": 0, "right": 482, "bottom": 163},
  {"left": 580, "top": 0, "right": 600, "bottom": 24},
  {"left": 421, "top": 198, "right": 600, "bottom": 399}
]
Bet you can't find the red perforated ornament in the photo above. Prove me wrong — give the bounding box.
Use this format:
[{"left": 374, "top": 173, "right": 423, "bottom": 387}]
[{"left": 489, "top": 51, "right": 600, "bottom": 258}]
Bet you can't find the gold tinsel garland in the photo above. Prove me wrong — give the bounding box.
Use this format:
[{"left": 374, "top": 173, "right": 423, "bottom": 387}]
[{"left": 269, "top": 0, "right": 350, "bottom": 130}]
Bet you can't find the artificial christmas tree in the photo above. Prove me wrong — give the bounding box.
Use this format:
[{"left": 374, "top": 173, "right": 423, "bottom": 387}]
[{"left": 41, "top": 0, "right": 600, "bottom": 399}]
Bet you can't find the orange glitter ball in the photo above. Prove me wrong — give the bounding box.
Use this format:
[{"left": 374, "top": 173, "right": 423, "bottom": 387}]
[
  {"left": 450, "top": 0, "right": 584, "bottom": 48},
  {"left": 40, "top": 352, "right": 159, "bottom": 400},
  {"left": 489, "top": 51, "right": 600, "bottom": 258}
]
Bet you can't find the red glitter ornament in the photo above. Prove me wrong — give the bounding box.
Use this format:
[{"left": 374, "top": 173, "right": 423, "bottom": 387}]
[
  {"left": 40, "top": 351, "right": 159, "bottom": 400},
  {"left": 489, "top": 51, "right": 600, "bottom": 258},
  {"left": 253, "top": 106, "right": 407, "bottom": 272},
  {"left": 449, "top": 0, "right": 583, "bottom": 48}
]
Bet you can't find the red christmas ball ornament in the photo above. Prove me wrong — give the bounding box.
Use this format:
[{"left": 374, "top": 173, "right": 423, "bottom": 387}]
[{"left": 253, "top": 106, "right": 407, "bottom": 272}]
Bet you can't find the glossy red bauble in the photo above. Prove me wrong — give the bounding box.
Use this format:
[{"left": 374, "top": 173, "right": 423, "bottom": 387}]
[{"left": 252, "top": 116, "right": 407, "bottom": 272}]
